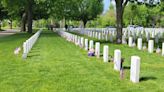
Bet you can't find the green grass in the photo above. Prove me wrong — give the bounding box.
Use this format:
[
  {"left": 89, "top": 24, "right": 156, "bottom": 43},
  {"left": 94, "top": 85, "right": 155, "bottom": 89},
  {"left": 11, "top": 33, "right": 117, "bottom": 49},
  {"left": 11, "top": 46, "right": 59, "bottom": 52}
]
[{"left": 0, "top": 31, "right": 164, "bottom": 92}]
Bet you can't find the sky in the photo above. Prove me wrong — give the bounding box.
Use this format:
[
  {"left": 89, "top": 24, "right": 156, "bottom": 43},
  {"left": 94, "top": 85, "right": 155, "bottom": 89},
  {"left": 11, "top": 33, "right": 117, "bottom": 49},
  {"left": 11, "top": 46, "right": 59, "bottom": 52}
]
[{"left": 103, "top": 0, "right": 110, "bottom": 13}]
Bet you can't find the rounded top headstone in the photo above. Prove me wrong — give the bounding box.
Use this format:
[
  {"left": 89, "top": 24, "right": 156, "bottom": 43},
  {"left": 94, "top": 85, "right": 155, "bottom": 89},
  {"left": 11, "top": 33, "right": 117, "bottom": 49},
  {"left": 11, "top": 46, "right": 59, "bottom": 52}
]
[{"left": 131, "top": 56, "right": 140, "bottom": 61}]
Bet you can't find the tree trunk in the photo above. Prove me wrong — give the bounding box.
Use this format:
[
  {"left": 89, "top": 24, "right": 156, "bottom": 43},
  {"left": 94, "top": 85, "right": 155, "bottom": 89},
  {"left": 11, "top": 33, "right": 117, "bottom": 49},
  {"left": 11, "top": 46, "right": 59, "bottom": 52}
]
[
  {"left": 83, "top": 20, "right": 87, "bottom": 28},
  {"left": 0, "top": 20, "right": 2, "bottom": 31},
  {"left": 9, "top": 20, "right": 12, "bottom": 29},
  {"left": 21, "top": 12, "right": 27, "bottom": 32},
  {"left": 0, "top": 24, "right": 1, "bottom": 31},
  {"left": 27, "top": 0, "right": 33, "bottom": 33},
  {"left": 115, "top": 0, "right": 123, "bottom": 44}
]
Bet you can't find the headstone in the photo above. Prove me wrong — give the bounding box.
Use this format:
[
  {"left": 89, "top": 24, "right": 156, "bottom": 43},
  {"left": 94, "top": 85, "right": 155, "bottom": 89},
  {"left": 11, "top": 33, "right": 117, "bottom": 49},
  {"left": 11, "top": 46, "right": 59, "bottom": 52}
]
[
  {"left": 22, "top": 42, "right": 27, "bottom": 59},
  {"left": 98, "top": 33, "right": 101, "bottom": 40},
  {"left": 128, "top": 37, "right": 133, "bottom": 47},
  {"left": 89, "top": 40, "right": 94, "bottom": 49},
  {"left": 130, "top": 56, "right": 140, "bottom": 83},
  {"left": 114, "top": 49, "right": 121, "bottom": 71},
  {"left": 148, "top": 40, "right": 154, "bottom": 53},
  {"left": 152, "top": 30, "right": 155, "bottom": 38},
  {"left": 110, "top": 35, "right": 113, "bottom": 43},
  {"left": 85, "top": 39, "right": 88, "bottom": 50},
  {"left": 105, "top": 35, "right": 108, "bottom": 41},
  {"left": 95, "top": 42, "right": 100, "bottom": 58},
  {"left": 162, "top": 43, "right": 164, "bottom": 56},
  {"left": 156, "top": 46, "right": 161, "bottom": 54},
  {"left": 80, "top": 37, "right": 84, "bottom": 47},
  {"left": 132, "top": 42, "right": 136, "bottom": 47},
  {"left": 137, "top": 38, "right": 142, "bottom": 50},
  {"left": 103, "top": 45, "right": 109, "bottom": 62},
  {"left": 142, "top": 43, "right": 147, "bottom": 50},
  {"left": 122, "top": 36, "right": 127, "bottom": 44},
  {"left": 92, "top": 32, "right": 95, "bottom": 38},
  {"left": 95, "top": 32, "right": 98, "bottom": 38},
  {"left": 147, "top": 32, "right": 150, "bottom": 41},
  {"left": 155, "top": 35, "right": 159, "bottom": 44},
  {"left": 78, "top": 37, "right": 81, "bottom": 46},
  {"left": 102, "top": 34, "right": 104, "bottom": 40}
]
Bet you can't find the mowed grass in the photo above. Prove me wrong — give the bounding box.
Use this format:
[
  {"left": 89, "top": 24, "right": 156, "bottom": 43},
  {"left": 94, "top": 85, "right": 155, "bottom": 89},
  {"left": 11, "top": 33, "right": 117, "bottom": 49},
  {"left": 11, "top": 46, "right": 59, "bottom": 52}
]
[{"left": 0, "top": 31, "right": 164, "bottom": 92}]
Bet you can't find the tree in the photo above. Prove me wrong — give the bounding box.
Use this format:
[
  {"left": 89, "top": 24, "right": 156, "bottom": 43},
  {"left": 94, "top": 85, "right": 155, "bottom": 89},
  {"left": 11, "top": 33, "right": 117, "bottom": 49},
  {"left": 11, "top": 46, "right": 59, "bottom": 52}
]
[
  {"left": 0, "top": 2, "right": 8, "bottom": 30},
  {"left": 113, "top": 0, "right": 161, "bottom": 44},
  {"left": 73, "top": 0, "right": 103, "bottom": 27},
  {"left": 1, "top": 0, "right": 52, "bottom": 33}
]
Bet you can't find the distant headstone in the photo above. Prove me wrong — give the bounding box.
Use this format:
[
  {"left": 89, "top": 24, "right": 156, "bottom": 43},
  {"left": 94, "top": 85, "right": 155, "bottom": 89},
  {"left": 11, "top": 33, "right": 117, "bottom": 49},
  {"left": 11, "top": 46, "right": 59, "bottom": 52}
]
[
  {"left": 89, "top": 40, "right": 94, "bottom": 49},
  {"left": 147, "top": 32, "right": 150, "bottom": 41},
  {"left": 110, "top": 35, "right": 113, "bottom": 43},
  {"left": 22, "top": 42, "right": 27, "bottom": 59},
  {"left": 130, "top": 56, "right": 140, "bottom": 83},
  {"left": 78, "top": 37, "right": 81, "bottom": 46},
  {"left": 148, "top": 40, "right": 154, "bottom": 53},
  {"left": 137, "top": 38, "right": 142, "bottom": 50},
  {"left": 128, "top": 37, "right": 133, "bottom": 47},
  {"left": 105, "top": 35, "right": 108, "bottom": 41},
  {"left": 98, "top": 33, "right": 101, "bottom": 40},
  {"left": 156, "top": 46, "right": 161, "bottom": 54},
  {"left": 122, "top": 36, "right": 127, "bottom": 44},
  {"left": 80, "top": 37, "right": 84, "bottom": 47},
  {"left": 85, "top": 39, "right": 88, "bottom": 50},
  {"left": 132, "top": 42, "right": 136, "bottom": 47},
  {"left": 95, "top": 42, "right": 100, "bottom": 58},
  {"left": 142, "top": 43, "right": 147, "bottom": 50},
  {"left": 152, "top": 30, "right": 155, "bottom": 38},
  {"left": 103, "top": 45, "right": 109, "bottom": 62},
  {"left": 114, "top": 49, "right": 121, "bottom": 71},
  {"left": 155, "top": 35, "right": 159, "bottom": 44}
]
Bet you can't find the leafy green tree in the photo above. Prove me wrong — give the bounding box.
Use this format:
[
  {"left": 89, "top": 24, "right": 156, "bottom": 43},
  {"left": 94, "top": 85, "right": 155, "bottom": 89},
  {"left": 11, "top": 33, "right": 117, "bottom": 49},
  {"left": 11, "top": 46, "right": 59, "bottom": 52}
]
[
  {"left": 73, "top": 0, "right": 103, "bottom": 27},
  {"left": 123, "top": 1, "right": 163, "bottom": 27},
  {"left": 1, "top": 0, "right": 52, "bottom": 33},
  {"left": 0, "top": 2, "right": 8, "bottom": 30}
]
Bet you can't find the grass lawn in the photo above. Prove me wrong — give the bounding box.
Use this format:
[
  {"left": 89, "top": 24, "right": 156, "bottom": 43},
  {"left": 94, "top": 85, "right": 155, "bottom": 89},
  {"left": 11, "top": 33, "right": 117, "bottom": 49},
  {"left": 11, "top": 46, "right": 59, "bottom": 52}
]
[{"left": 0, "top": 30, "right": 164, "bottom": 92}]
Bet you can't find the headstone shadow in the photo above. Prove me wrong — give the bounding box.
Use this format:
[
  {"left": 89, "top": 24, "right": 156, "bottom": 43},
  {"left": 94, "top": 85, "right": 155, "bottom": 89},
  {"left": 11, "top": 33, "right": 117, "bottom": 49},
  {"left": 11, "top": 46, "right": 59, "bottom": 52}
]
[
  {"left": 123, "top": 66, "right": 130, "bottom": 70},
  {"left": 27, "top": 53, "right": 40, "bottom": 58},
  {"left": 139, "top": 76, "right": 157, "bottom": 82}
]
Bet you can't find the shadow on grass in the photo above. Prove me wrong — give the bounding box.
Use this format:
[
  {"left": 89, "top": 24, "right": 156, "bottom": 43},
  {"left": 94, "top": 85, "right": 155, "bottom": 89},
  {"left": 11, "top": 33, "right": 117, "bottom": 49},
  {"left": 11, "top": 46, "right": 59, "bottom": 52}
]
[
  {"left": 139, "top": 76, "right": 157, "bottom": 82},
  {"left": 123, "top": 66, "right": 130, "bottom": 70},
  {"left": 0, "top": 33, "right": 32, "bottom": 42},
  {"left": 27, "top": 53, "right": 40, "bottom": 58}
]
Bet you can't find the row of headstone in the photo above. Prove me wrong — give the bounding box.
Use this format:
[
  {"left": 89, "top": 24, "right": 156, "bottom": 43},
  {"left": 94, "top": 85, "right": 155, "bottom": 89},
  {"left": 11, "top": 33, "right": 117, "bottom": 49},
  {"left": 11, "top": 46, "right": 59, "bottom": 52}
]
[
  {"left": 57, "top": 30, "right": 141, "bottom": 83},
  {"left": 70, "top": 28, "right": 164, "bottom": 51},
  {"left": 69, "top": 29, "right": 116, "bottom": 42},
  {"left": 22, "top": 30, "right": 42, "bottom": 59},
  {"left": 70, "top": 28, "right": 164, "bottom": 42},
  {"left": 70, "top": 28, "right": 164, "bottom": 56},
  {"left": 125, "top": 27, "right": 164, "bottom": 39},
  {"left": 127, "top": 37, "right": 164, "bottom": 56},
  {"left": 102, "top": 46, "right": 140, "bottom": 83}
]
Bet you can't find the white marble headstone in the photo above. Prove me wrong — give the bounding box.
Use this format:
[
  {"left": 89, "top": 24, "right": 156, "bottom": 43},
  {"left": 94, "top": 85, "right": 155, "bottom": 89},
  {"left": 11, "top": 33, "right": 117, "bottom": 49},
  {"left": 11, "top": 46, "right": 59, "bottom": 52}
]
[
  {"left": 85, "top": 39, "right": 88, "bottom": 50},
  {"left": 114, "top": 49, "right": 121, "bottom": 71},
  {"left": 103, "top": 45, "right": 109, "bottom": 63},
  {"left": 128, "top": 37, "right": 133, "bottom": 47},
  {"left": 89, "top": 40, "right": 94, "bottom": 49},
  {"left": 148, "top": 40, "right": 154, "bottom": 53},
  {"left": 95, "top": 42, "right": 100, "bottom": 58},
  {"left": 137, "top": 38, "right": 142, "bottom": 50},
  {"left": 130, "top": 56, "right": 140, "bottom": 83}
]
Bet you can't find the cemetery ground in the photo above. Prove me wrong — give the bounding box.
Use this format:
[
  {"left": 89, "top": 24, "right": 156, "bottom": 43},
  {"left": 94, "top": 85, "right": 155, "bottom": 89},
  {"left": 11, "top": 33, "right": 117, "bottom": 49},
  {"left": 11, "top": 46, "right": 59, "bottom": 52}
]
[{"left": 0, "top": 30, "right": 164, "bottom": 92}]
